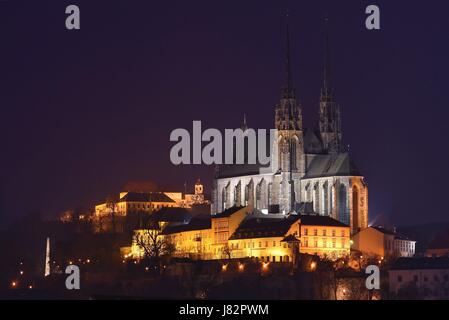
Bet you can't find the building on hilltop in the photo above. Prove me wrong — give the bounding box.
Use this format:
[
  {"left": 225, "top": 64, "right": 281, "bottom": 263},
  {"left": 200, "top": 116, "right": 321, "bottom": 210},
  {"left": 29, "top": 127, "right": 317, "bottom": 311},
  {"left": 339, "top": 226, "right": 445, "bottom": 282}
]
[
  {"left": 211, "top": 20, "right": 368, "bottom": 234},
  {"left": 131, "top": 205, "right": 350, "bottom": 261}
]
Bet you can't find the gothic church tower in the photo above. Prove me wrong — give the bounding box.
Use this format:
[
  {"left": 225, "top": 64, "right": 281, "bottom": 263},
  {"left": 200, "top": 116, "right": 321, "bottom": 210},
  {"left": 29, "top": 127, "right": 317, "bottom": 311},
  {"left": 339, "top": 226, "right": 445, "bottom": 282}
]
[
  {"left": 274, "top": 22, "right": 305, "bottom": 213},
  {"left": 318, "top": 19, "right": 342, "bottom": 153}
]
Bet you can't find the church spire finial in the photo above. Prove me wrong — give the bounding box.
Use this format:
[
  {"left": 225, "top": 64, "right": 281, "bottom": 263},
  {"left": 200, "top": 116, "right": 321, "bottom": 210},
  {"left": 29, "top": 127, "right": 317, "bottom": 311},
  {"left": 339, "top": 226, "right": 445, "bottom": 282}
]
[
  {"left": 282, "top": 11, "right": 295, "bottom": 99},
  {"left": 322, "top": 15, "right": 332, "bottom": 95}
]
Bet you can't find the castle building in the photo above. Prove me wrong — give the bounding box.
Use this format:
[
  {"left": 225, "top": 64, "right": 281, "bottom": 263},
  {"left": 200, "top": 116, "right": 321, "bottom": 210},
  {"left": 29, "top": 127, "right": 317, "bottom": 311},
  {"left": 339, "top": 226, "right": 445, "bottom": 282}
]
[
  {"left": 95, "top": 191, "right": 178, "bottom": 217},
  {"left": 211, "top": 23, "right": 368, "bottom": 234},
  {"left": 95, "top": 179, "right": 209, "bottom": 217}
]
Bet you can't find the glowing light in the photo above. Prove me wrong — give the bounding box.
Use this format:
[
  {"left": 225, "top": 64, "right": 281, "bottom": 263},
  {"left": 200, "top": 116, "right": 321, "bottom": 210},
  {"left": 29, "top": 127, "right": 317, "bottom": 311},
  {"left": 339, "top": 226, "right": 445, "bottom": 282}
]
[
  {"left": 86, "top": 259, "right": 90, "bottom": 263},
  {"left": 221, "top": 264, "right": 228, "bottom": 272},
  {"left": 28, "top": 285, "right": 33, "bottom": 289},
  {"left": 133, "top": 260, "right": 137, "bottom": 264},
  {"left": 262, "top": 262, "right": 269, "bottom": 270},
  {"left": 19, "top": 271, "right": 24, "bottom": 275},
  {"left": 145, "top": 267, "right": 149, "bottom": 271},
  {"left": 69, "top": 261, "right": 73, "bottom": 265},
  {"left": 238, "top": 263, "right": 245, "bottom": 271},
  {"left": 122, "top": 260, "right": 126, "bottom": 264},
  {"left": 11, "top": 281, "right": 17, "bottom": 288},
  {"left": 310, "top": 262, "right": 316, "bottom": 270}
]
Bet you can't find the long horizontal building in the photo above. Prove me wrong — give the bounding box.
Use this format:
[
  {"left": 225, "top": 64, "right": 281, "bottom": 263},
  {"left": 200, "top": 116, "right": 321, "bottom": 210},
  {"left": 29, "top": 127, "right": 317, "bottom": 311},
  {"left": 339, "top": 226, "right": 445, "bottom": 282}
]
[{"left": 131, "top": 206, "right": 350, "bottom": 261}]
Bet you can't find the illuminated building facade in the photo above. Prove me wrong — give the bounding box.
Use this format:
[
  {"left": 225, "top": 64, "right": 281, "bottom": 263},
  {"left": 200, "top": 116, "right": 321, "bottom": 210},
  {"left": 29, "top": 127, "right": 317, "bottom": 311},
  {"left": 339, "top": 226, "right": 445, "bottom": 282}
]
[
  {"left": 352, "top": 226, "right": 416, "bottom": 259},
  {"left": 131, "top": 206, "right": 350, "bottom": 261},
  {"left": 211, "top": 24, "right": 368, "bottom": 234},
  {"left": 95, "top": 191, "right": 178, "bottom": 217},
  {"left": 95, "top": 180, "right": 208, "bottom": 217}
]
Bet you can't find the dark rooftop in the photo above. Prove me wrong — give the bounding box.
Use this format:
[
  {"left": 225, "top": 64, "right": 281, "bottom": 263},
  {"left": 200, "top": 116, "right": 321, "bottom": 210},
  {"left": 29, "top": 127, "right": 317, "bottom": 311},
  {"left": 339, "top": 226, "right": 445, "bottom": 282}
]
[
  {"left": 390, "top": 257, "right": 449, "bottom": 270},
  {"left": 229, "top": 215, "right": 299, "bottom": 240},
  {"left": 371, "top": 226, "right": 413, "bottom": 241},
  {"left": 299, "top": 214, "right": 349, "bottom": 228},
  {"left": 161, "top": 217, "right": 211, "bottom": 235},
  {"left": 151, "top": 207, "right": 192, "bottom": 223},
  {"left": 119, "top": 192, "right": 175, "bottom": 203},
  {"left": 212, "top": 206, "right": 245, "bottom": 218}
]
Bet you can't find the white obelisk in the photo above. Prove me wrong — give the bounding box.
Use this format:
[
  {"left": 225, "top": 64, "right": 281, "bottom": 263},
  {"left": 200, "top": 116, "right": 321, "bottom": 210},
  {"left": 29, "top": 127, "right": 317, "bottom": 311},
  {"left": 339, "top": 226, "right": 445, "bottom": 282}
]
[{"left": 44, "top": 237, "right": 50, "bottom": 277}]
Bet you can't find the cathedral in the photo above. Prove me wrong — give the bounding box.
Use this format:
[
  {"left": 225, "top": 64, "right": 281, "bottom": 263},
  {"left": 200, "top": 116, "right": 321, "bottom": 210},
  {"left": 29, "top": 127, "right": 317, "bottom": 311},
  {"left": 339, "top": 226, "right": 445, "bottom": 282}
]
[{"left": 211, "top": 24, "right": 368, "bottom": 234}]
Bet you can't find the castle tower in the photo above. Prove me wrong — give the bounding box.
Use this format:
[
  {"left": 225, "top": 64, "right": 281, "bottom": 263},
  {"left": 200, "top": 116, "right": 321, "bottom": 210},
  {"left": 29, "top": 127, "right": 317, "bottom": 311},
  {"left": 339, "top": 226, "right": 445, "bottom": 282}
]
[
  {"left": 318, "top": 17, "right": 342, "bottom": 153},
  {"left": 195, "top": 178, "right": 203, "bottom": 195}
]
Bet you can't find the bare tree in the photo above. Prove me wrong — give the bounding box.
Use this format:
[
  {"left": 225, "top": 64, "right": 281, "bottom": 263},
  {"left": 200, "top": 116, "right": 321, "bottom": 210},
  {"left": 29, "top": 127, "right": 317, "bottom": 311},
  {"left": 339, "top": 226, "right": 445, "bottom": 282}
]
[
  {"left": 135, "top": 229, "right": 175, "bottom": 260},
  {"left": 221, "top": 244, "right": 233, "bottom": 260}
]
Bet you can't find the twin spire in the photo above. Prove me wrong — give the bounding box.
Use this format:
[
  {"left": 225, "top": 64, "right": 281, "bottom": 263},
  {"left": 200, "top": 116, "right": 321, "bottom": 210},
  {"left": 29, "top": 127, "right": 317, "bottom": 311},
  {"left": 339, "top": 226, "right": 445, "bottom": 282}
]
[{"left": 281, "top": 14, "right": 333, "bottom": 99}]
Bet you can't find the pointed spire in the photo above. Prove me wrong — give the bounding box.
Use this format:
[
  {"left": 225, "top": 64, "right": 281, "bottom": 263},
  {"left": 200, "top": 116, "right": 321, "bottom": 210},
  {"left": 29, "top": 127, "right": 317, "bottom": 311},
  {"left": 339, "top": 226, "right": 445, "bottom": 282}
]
[
  {"left": 282, "top": 11, "right": 295, "bottom": 99},
  {"left": 322, "top": 15, "right": 332, "bottom": 96}
]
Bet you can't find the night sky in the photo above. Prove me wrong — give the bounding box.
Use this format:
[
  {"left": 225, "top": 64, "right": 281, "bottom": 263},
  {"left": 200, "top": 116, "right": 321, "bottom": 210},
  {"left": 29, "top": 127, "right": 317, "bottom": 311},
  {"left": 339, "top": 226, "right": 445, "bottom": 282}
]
[{"left": 1, "top": 1, "right": 448, "bottom": 227}]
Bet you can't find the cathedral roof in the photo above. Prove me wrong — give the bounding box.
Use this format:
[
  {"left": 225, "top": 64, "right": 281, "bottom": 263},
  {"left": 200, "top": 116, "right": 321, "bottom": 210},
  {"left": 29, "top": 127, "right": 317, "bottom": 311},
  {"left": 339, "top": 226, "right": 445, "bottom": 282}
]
[
  {"left": 303, "top": 128, "right": 324, "bottom": 154},
  {"left": 303, "top": 153, "right": 362, "bottom": 179}
]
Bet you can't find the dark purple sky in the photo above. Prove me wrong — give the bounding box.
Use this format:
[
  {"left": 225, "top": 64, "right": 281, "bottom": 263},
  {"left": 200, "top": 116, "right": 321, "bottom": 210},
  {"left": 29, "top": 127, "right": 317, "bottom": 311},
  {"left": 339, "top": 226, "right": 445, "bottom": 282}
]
[{"left": 1, "top": 1, "right": 448, "bottom": 227}]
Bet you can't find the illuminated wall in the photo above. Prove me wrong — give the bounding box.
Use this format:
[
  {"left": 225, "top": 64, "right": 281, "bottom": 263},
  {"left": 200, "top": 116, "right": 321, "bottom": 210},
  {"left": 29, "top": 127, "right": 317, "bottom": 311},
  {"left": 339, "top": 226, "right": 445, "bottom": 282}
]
[{"left": 130, "top": 207, "right": 350, "bottom": 261}]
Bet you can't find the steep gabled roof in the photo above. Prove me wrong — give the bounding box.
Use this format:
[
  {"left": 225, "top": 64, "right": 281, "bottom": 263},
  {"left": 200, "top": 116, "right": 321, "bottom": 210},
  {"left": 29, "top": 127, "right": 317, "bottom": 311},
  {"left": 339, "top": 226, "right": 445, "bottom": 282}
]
[
  {"left": 303, "top": 128, "right": 324, "bottom": 154},
  {"left": 303, "top": 153, "right": 361, "bottom": 179}
]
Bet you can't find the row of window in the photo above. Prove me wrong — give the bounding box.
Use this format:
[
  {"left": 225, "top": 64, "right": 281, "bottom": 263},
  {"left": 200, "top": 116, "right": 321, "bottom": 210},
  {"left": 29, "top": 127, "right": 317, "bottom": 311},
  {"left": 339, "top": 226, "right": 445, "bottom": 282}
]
[
  {"left": 126, "top": 203, "right": 172, "bottom": 210},
  {"left": 303, "top": 228, "right": 346, "bottom": 237},
  {"left": 302, "top": 238, "right": 346, "bottom": 249},
  {"left": 230, "top": 240, "right": 292, "bottom": 250}
]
